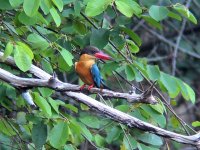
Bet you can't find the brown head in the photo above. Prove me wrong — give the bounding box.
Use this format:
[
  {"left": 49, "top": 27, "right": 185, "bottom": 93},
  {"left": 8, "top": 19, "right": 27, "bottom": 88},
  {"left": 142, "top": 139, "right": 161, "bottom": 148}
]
[{"left": 80, "top": 46, "right": 112, "bottom": 60}]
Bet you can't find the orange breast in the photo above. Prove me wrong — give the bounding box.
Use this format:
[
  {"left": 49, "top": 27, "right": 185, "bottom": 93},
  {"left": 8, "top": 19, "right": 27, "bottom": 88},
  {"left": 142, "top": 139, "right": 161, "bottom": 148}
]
[{"left": 75, "top": 60, "right": 95, "bottom": 85}]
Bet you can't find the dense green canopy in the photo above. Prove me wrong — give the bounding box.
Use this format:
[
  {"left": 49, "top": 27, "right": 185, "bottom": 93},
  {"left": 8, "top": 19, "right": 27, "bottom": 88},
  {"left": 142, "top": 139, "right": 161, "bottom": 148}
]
[{"left": 0, "top": 0, "right": 199, "bottom": 149}]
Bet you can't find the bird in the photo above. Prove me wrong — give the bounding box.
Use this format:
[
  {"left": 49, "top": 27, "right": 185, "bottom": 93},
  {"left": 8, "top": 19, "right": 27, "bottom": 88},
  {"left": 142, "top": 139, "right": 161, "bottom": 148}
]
[{"left": 75, "top": 46, "right": 112, "bottom": 90}]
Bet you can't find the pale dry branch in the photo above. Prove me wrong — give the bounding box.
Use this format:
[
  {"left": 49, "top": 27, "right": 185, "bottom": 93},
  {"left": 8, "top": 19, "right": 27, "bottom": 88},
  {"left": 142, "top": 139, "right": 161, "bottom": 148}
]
[
  {"left": 0, "top": 53, "right": 200, "bottom": 147},
  {"left": 0, "top": 68, "right": 152, "bottom": 103},
  {"left": 0, "top": 52, "right": 155, "bottom": 104}
]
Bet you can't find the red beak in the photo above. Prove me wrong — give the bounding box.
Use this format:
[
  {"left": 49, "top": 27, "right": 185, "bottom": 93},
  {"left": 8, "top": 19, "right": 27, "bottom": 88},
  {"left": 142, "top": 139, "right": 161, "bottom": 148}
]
[{"left": 94, "top": 51, "right": 112, "bottom": 60}]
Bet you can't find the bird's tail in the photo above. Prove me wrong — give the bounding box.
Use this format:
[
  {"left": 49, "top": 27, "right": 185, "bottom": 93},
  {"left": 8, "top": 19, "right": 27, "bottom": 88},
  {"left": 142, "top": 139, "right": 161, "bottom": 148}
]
[{"left": 101, "top": 80, "right": 112, "bottom": 90}]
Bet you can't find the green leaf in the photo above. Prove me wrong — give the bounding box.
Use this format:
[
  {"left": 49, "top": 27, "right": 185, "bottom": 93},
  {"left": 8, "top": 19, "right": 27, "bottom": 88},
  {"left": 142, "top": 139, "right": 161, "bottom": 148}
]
[
  {"left": 159, "top": 72, "right": 180, "bottom": 98},
  {"left": 69, "top": 122, "right": 81, "bottom": 145},
  {"left": 137, "top": 133, "right": 163, "bottom": 146},
  {"left": 3, "top": 21, "right": 18, "bottom": 35},
  {"left": 16, "top": 112, "right": 26, "bottom": 125},
  {"left": 173, "top": 3, "right": 188, "bottom": 17},
  {"left": 32, "top": 121, "right": 47, "bottom": 150},
  {"left": 74, "top": 0, "right": 82, "bottom": 16},
  {"left": 18, "top": 11, "right": 38, "bottom": 25},
  {"left": 0, "top": 119, "right": 16, "bottom": 136},
  {"left": 168, "top": 11, "right": 182, "bottom": 21},
  {"left": 120, "top": 26, "right": 142, "bottom": 46},
  {"left": 49, "top": 121, "right": 69, "bottom": 149},
  {"left": 132, "top": 67, "right": 143, "bottom": 82},
  {"left": 85, "top": 0, "right": 112, "bottom": 17},
  {"left": 90, "top": 28, "right": 110, "bottom": 49},
  {"left": 80, "top": 103, "right": 90, "bottom": 110},
  {"left": 150, "top": 103, "right": 164, "bottom": 114},
  {"left": 116, "top": 16, "right": 132, "bottom": 25},
  {"left": 50, "top": 7, "right": 61, "bottom": 27},
  {"left": 48, "top": 98, "right": 65, "bottom": 114},
  {"left": 0, "top": 134, "right": 13, "bottom": 150},
  {"left": 62, "top": 8, "right": 74, "bottom": 17},
  {"left": 9, "top": 0, "right": 23, "bottom": 8},
  {"left": 38, "top": 87, "right": 53, "bottom": 98},
  {"left": 59, "top": 48, "right": 74, "bottom": 67},
  {"left": 149, "top": 5, "right": 169, "bottom": 21},
  {"left": 106, "top": 126, "right": 121, "bottom": 144},
  {"left": 170, "top": 116, "right": 180, "bottom": 129},
  {"left": 41, "top": 59, "right": 53, "bottom": 74},
  {"left": 67, "top": 124, "right": 80, "bottom": 144},
  {"left": 123, "top": 134, "right": 137, "bottom": 150},
  {"left": 177, "top": 79, "right": 195, "bottom": 103},
  {"left": 140, "top": 0, "right": 159, "bottom": 8},
  {"left": 2, "top": 42, "right": 13, "bottom": 61},
  {"left": 58, "top": 55, "right": 71, "bottom": 72},
  {"left": 137, "top": 143, "right": 160, "bottom": 150},
  {"left": 16, "top": 42, "right": 34, "bottom": 59},
  {"left": 23, "top": 0, "right": 41, "bottom": 17},
  {"left": 64, "top": 144, "right": 75, "bottom": 150},
  {"left": 79, "top": 115, "right": 100, "bottom": 129},
  {"left": 52, "top": 0, "right": 63, "bottom": 12},
  {"left": 0, "top": 0, "right": 12, "bottom": 10},
  {"left": 192, "top": 121, "right": 200, "bottom": 127},
  {"left": 65, "top": 104, "right": 78, "bottom": 113},
  {"left": 173, "top": 3, "right": 197, "bottom": 24},
  {"left": 184, "top": 83, "right": 195, "bottom": 103},
  {"left": 188, "top": 11, "right": 197, "bottom": 24},
  {"left": 102, "top": 61, "right": 119, "bottom": 76},
  {"left": 79, "top": 123, "right": 93, "bottom": 141},
  {"left": 95, "top": 134, "right": 106, "bottom": 147},
  {"left": 6, "top": 85, "right": 17, "bottom": 100},
  {"left": 126, "top": 39, "right": 139, "bottom": 53},
  {"left": 141, "top": 105, "right": 166, "bottom": 128},
  {"left": 73, "top": 21, "right": 87, "bottom": 35},
  {"left": 146, "top": 65, "right": 160, "bottom": 81},
  {"left": 115, "top": 105, "right": 129, "bottom": 112},
  {"left": 14, "top": 45, "right": 32, "bottom": 72},
  {"left": 115, "top": 0, "right": 142, "bottom": 17},
  {"left": 33, "top": 92, "right": 52, "bottom": 117},
  {"left": 27, "top": 33, "right": 49, "bottom": 50},
  {"left": 125, "top": 64, "right": 135, "bottom": 81},
  {"left": 142, "top": 15, "right": 162, "bottom": 30},
  {"left": 40, "top": 0, "right": 52, "bottom": 15}
]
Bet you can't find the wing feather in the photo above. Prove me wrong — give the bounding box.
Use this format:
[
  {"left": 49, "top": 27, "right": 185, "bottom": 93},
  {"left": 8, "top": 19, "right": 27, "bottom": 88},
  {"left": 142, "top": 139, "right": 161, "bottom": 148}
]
[{"left": 91, "top": 64, "right": 102, "bottom": 88}]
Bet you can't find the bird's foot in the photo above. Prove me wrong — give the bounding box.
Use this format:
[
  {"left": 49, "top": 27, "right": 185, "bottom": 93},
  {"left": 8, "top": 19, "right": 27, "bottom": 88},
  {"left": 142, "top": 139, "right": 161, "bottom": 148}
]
[
  {"left": 80, "top": 84, "right": 86, "bottom": 90},
  {"left": 88, "top": 84, "right": 94, "bottom": 90}
]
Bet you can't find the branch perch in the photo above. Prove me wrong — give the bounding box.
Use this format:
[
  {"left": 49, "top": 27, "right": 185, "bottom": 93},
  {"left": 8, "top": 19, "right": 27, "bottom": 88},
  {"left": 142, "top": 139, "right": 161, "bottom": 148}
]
[
  {"left": 0, "top": 52, "right": 155, "bottom": 104},
  {"left": 0, "top": 68, "right": 153, "bottom": 104},
  {"left": 0, "top": 53, "right": 200, "bottom": 147}
]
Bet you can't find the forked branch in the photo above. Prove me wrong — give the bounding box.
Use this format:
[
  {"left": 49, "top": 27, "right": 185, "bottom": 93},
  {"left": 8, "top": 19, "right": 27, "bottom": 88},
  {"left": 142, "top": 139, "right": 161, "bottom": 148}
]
[{"left": 0, "top": 52, "right": 200, "bottom": 147}]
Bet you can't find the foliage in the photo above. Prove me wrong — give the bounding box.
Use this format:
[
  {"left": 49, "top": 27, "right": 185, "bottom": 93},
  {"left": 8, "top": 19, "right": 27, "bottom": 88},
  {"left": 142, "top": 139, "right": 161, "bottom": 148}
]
[{"left": 0, "top": 0, "right": 198, "bottom": 149}]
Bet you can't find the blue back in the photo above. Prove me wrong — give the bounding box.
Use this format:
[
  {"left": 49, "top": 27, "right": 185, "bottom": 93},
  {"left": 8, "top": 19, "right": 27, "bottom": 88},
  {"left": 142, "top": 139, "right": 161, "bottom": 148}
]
[{"left": 91, "top": 64, "right": 103, "bottom": 88}]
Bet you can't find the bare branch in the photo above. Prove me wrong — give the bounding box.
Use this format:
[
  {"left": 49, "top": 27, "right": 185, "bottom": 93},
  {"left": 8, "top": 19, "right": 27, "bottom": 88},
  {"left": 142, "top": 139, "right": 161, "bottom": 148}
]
[
  {"left": 0, "top": 52, "right": 156, "bottom": 104},
  {"left": 0, "top": 53, "right": 200, "bottom": 147},
  {"left": 66, "top": 91, "right": 200, "bottom": 147}
]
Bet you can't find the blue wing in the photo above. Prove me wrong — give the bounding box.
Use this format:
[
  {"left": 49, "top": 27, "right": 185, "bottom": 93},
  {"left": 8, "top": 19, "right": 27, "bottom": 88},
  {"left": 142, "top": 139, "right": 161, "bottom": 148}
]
[{"left": 91, "top": 64, "right": 103, "bottom": 88}]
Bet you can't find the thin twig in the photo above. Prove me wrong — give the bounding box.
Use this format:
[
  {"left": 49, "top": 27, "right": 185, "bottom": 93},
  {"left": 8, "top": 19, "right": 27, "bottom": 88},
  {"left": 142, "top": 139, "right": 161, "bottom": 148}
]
[
  {"left": 142, "top": 24, "right": 200, "bottom": 59},
  {"left": 172, "top": 0, "right": 191, "bottom": 76}
]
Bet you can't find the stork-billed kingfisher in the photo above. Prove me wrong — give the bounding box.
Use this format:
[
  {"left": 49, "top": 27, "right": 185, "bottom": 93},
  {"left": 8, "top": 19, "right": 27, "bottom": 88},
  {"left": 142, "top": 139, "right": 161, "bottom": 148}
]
[{"left": 75, "top": 46, "right": 111, "bottom": 90}]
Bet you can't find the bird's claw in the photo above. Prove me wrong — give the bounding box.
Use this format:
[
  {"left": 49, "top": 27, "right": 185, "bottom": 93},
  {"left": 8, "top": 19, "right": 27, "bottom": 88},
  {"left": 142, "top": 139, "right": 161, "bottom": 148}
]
[
  {"left": 88, "top": 84, "right": 94, "bottom": 90},
  {"left": 80, "top": 84, "right": 86, "bottom": 90}
]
